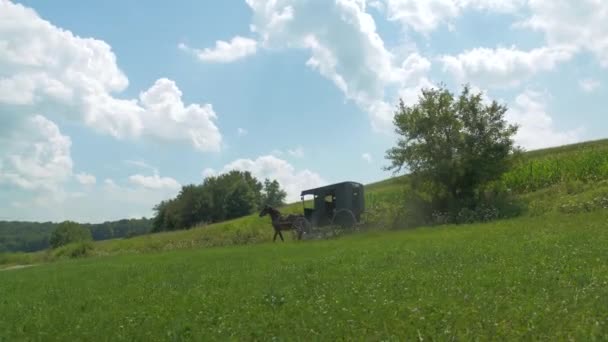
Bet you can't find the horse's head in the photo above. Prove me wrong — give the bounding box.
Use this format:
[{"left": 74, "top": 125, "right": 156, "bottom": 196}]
[{"left": 259, "top": 205, "right": 271, "bottom": 217}]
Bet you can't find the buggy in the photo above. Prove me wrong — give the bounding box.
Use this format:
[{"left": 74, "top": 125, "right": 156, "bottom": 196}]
[{"left": 300, "top": 181, "right": 365, "bottom": 229}]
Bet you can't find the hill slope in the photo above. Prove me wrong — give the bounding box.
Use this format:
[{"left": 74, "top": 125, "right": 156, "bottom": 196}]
[
  {"left": 2, "top": 210, "right": 607, "bottom": 340},
  {"left": 2, "top": 138, "right": 608, "bottom": 265}
]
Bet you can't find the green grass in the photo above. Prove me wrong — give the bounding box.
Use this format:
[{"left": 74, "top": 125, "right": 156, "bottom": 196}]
[
  {"left": 2, "top": 211, "right": 607, "bottom": 340},
  {"left": 2, "top": 139, "right": 608, "bottom": 339},
  {"left": 3, "top": 139, "right": 608, "bottom": 267},
  {"left": 503, "top": 140, "right": 608, "bottom": 193}
]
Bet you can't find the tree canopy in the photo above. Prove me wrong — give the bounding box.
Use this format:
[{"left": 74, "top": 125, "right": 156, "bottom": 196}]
[
  {"left": 385, "top": 84, "right": 519, "bottom": 212},
  {"left": 49, "top": 221, "right": 92, "bottom": 249},
  {"left": 152, "top": 170, "right": 287, "bottom": 232}
]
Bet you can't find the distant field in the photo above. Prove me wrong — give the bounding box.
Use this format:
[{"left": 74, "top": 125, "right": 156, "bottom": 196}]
[{"left": 2, "top": 211, "right": 607, "bottom": 340}]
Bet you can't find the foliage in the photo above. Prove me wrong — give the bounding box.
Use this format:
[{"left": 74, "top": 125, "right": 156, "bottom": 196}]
[
  {"left": 2, "top": 211, "right": 608, "bottom": 340},
  {"left": 4, "top": 139, "right": 608, "bottom": 262},
  {"left": 0, "top": 218, "right": 151, "bottom": 253},
  {"left": 52, "top": 241, "right": 94, "bottom": 259},
  {"left": 49, "top": 221, "right": 92, "bottom": 249},
  {"left": 260, "top": 179, "right": 287, "bottom": 207},
  {"left": 385, "top": 84, "right": 519, "bottom": 216},
  {"left": 152, "top": 170, "right": 286, "bottom": 232},
  {"left": 502, "top": 146, "right": 608, "bottom": 193}
]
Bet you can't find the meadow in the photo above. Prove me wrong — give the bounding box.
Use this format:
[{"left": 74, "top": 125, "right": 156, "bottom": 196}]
[
  {"left": 1, "top": 139, "right": 608, "bottom": 340},
  {"left": 1, "top": 211, "right": 607, "bottom": 340}
]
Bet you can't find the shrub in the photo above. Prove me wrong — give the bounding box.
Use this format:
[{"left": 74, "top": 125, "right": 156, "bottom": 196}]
[
  {"left": 49, "top": 221, "right": 92, "bottom": 249},
  {"left": 53, "top": 241, "right": 94, "bottom": 259}
]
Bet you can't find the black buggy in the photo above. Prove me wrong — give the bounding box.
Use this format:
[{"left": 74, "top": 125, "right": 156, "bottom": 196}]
[{"left": 300, "top": 181, "right": 365, "bottom": 230}]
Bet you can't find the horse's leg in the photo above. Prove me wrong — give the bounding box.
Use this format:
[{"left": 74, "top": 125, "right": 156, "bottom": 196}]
[
  {"left": 278, "top": 231, "right": 284, "bottom": 242},
  {"left": 273, "top": 231, "right": 278, "bottom": 242}
]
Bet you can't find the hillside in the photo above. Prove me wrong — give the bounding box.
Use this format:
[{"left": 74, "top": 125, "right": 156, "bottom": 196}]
[
  {"left": 2, "top": 138, "right": 608, "bottom": 266},
  {"left": 2, "top": 211, "right": 607, "bottom": 340},
  {"left": 2, "top": 139, "right": 608, "bottom": 339}
]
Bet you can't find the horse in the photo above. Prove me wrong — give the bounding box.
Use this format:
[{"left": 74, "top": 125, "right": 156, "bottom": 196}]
[{"left": 259, "top": 205, "right": 306, "bottom": 242}]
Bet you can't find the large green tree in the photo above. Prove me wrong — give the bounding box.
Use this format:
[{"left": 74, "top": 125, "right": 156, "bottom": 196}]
[
  {"left": 151, "top": 170, "right": 283, "bottom": 232},
  {"left": 49, "top": 221, "right": 92, "bottom": 249},
  {"left": 260, "top": 179, "right": 287, "bottom": 208},
  {"left": 385, "top": 84, "right": 519, "bottom": 210}
]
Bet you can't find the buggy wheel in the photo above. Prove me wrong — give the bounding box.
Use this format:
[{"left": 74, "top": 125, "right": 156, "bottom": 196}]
[{"left": 331, "top": 209, "right": 357, "bottom": 229}]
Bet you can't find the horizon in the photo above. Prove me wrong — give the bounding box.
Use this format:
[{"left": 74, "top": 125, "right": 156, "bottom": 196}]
[{"left": 1, "top": 0, "right": 607, "bottom": 222}]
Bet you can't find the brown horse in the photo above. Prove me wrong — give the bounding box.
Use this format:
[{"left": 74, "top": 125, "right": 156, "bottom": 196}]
[{"left": 259, "top": 205, "right": 306, "bottom": 242}]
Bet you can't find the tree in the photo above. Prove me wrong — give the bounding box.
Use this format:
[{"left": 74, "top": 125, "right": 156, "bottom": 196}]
[
  {"left": 151, "top": 170, "right": 271, "bottom": 232},
  {"left": 225, "top": 180, "right": 258, "bottom": 219},
  {"left": 49, "top": 221, "right": 92, "bottom": 249},
  {"left": 261, "top": 179, "right": 287, "bottom": 207},
  {"left": 385, "top": 84, "right": 519, "bottom": 211}
]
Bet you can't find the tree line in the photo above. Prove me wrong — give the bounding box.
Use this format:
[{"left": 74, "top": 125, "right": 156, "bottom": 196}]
[
  {"left": 152, "top": 170, "right": 287, "bottom": 232},
  {"left": 0, "top": 218, "right": 151, "bottom": 253}
]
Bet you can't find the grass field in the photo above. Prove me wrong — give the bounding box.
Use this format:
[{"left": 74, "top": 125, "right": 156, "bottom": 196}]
[
  {"left": 2, "top": 211, "right": 607, "bottom": 340},
  {"left": 2, "top": 139, "right": 608, "bottom": 340}
]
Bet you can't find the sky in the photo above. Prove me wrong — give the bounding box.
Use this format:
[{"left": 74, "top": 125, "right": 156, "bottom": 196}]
[{"left": 0, "top": 0, "right": 606, "bottom": 222}]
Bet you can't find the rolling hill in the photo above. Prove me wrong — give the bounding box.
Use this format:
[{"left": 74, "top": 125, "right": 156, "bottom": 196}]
[{"left": 1, "top": 139, "right": 608, "bottom": 339}]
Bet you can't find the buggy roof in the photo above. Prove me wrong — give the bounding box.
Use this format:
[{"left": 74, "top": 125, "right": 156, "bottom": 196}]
[{"left": 300, "top": 181, "right": 363, "bottom": 196}]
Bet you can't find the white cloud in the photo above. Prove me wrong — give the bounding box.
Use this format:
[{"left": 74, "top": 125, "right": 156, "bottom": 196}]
[
  {"left": 0, "top": 1, "right": 222, "bottom": 152},
  {"left": 124, "top": 159, "right": 156, "bottom": 172},
  {"left": 579, "top": 78, "right": 600, "bottom": 93},
  {"left": 104, "top": 178, "right": 117, "bottom": 188},
  {"left": 245, "top": 0, "right": 432, "bottom": 132},
  {"left": 362, "top": 153, "right": 373, "bottom": 163},
  {"left": 129, "top": 173, "right": 181, "bottom": 190},
  {"left": 384, "top": 0, "right": 460, "bottom": 34},
  {"left": 506, "top": 90, "right": 583, "bottom": 150},
  {"left": 138, "top": 78, "right": 222, "bottom": 152},
  {"left": 179, "top": 36, "right": 257, "bottom": 63},
  {"left": 440, "top": 45, "right": 575, "bottom": 88},
  {"left": 0, "top": 177, "right": 181, "bottom": 222},
  {"left": 237, "top": 127, "right": 248, "bottom": 136},
  {"left": 75, "top": 172, "right": 96, "bottom": 185},
  {"left": 518, "top": 0, "right": 608, "bottom": 67},
  {"left": 287, "top": 146, "right": 304, "bottom": 158},
  {"left": 201, "top": 168, "right": 216, "bottom": 179},
  {"left": 0, "top": 115, "right": 73, "bottom": 193},
  {"left": 384, "top": 0, "right": 526, "bottom": 34},
  {"left": 218, "top": 155, "right": 326, "bottom": 202}
]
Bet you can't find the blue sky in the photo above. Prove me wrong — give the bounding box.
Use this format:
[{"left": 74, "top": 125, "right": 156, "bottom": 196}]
[{"left": 0, "top": 0, "right": 606, "bottom": 222}]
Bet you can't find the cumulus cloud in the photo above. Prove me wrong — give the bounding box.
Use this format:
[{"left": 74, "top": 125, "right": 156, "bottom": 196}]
[
  {"left": 214, "top": 155, "right": 326, "bottom": 202},
  {"left": 384, "top": 0, "right": 526, "bottom": 34},
  {"left": 362, "top": 153, "right": 373, "bottom": 163},
  {"left": 518, "top": 0, "right": 608, "bottom": 67},
  {"left": 0, "top": 115, "right": 73, "bottom": 193},
  {"left": 506, "top": 90, "right": 583, "bottom": 150},
  {"left": 179, "top": 36, "right": 258, "bottom": 63},
  {"left": 579, "top": 78, "right": 600, "bottom": 93},
  {"left": 128, "top": 173, "right": 181, "bottom": 190},
  {"left": 138, "top": 78, "right": 222, "bottom": 151},
  {"left": 0, "top": 1, "right": 222, "bottom": 151},
  {"left": 75, "top": 172, "right": 96, "bottom": 185},
  {"left": 440, "top": 46, "right": 575, "bottom": 88},
  {"left": 201, "top": 168, "right": 216, "bottom": 179},
  {"left": 243, "top": 0, "right": 433, "bottom": 132},
  {"left": 287, "top": 146, "right": 304, "bottom": 158},
  {"left": 237, "top": 128, "right": 248, "bottom": 136}
]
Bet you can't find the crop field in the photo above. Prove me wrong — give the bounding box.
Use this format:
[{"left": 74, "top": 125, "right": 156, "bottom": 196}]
[
  {"left": 2, "top": 211, "right": 608, "bottom": 340},
  {"left": 503, "top": 139, "right": 608, "bottom": 193}
]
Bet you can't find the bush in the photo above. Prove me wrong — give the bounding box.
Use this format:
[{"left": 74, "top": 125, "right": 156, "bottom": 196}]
[
  {"left": 49, "top": 221, "right": 91, "bottom": 249},
  {"left": 53, "top": 241, "right": 94, "bottom": 259}
]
